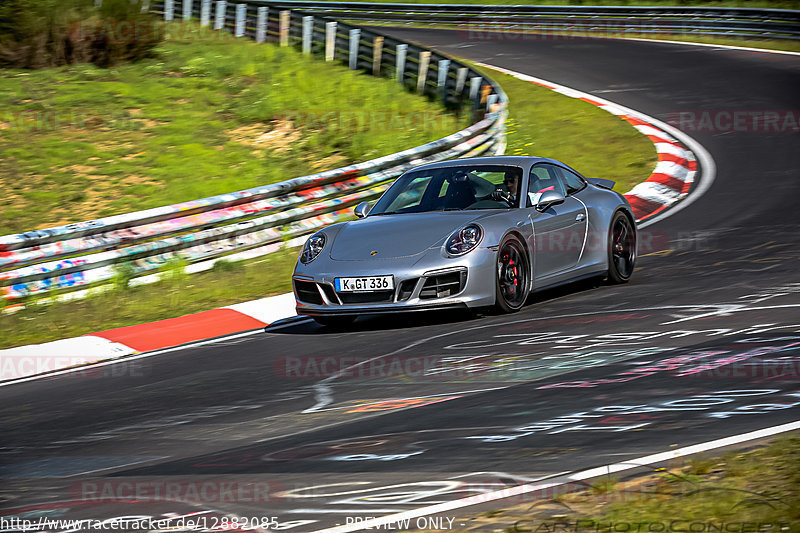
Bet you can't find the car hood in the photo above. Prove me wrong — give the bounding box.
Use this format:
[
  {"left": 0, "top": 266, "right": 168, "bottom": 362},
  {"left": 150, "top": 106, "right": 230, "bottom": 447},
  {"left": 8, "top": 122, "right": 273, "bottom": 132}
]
[{"left": 329, "top": 211, "right": 486, "bottom": 260}]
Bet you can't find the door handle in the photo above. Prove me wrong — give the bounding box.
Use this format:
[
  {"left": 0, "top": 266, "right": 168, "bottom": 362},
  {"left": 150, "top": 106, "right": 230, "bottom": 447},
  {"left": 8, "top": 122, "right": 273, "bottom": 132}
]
[{"left": 576, "top": 213, "right": 586, "bottom": 222}]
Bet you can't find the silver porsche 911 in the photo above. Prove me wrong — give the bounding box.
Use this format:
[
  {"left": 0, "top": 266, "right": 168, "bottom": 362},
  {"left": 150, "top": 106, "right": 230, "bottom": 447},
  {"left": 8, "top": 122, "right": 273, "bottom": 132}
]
[{"left": 292, "top": 156, "right": 636, "bottom": 326}]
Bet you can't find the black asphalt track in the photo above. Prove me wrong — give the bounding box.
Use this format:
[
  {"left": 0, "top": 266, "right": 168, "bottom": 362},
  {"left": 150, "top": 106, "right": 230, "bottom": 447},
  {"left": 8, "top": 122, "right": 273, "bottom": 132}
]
[{"left": 1, "top": 31, "right": 799, "bottom": 532}]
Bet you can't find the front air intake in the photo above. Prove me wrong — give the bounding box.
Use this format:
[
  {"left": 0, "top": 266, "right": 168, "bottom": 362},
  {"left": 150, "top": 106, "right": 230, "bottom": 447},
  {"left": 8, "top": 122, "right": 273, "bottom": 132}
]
[
  {"left": 294, "top": 280, "right": 323, "bottom": 305},
  {"left": 419, "top": 271, "right": 466, "bottom": 299}
]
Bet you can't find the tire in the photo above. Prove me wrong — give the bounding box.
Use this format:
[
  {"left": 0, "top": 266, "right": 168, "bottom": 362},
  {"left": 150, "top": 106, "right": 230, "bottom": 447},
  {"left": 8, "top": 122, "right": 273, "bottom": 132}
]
[
  {"left": 494, "top": 234, "right": 530, "bottom": 313},
  {"left": 313, "top": 316, "right": 356, "bottom": 328},
  {"left": 607, "top": 211, "right": 636, "bottom": 284}
]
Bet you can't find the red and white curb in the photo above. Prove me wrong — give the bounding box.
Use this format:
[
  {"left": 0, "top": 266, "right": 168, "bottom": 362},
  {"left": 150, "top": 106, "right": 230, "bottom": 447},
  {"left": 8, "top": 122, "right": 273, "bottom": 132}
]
[
  {"left": 1, "top": 66, "right": 716, "bottom": 384},
  {"left": 0, "top": 293, "right": 298, "bottom": 383},
  {"left": 477, "top": 63, "right": 708, "bottom": 223}
]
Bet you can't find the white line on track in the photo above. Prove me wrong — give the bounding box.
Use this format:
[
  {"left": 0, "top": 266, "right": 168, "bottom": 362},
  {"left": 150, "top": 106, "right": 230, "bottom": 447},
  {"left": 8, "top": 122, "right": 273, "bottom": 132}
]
[
  {"left": 617, "top": 36, "right": 800, "bottom": 57},
  {"left": 308, "top": 420, "right": 800, "bottom": 533}
]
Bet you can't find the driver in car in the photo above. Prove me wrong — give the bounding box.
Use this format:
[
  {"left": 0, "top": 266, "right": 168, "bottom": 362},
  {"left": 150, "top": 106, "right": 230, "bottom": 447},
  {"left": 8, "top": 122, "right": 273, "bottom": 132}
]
[{"left": 486, "top": 171, "right": 519, "bottom": 205}]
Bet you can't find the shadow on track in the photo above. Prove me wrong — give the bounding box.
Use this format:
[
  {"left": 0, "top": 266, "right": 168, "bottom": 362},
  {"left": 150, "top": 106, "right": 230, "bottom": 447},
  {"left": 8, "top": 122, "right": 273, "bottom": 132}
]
[{"left": 266, "top": 277, "right": 607, "bottom": 335}]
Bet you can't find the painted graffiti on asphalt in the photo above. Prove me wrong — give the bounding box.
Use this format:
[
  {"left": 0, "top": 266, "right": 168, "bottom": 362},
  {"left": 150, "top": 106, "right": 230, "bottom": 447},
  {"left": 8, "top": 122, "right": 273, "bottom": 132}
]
[
  {"left": 538, "top": 337, "right": 800, "bottom": 389},
  {"left": 466, "top": 389, "right": 800, "bottom": 443}
]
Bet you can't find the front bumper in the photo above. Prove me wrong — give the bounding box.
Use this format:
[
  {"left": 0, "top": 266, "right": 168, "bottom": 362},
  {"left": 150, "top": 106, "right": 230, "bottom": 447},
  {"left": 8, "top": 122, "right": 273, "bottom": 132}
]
[{"left": 292, "top": 249, "right": 496, "bottom": 317}]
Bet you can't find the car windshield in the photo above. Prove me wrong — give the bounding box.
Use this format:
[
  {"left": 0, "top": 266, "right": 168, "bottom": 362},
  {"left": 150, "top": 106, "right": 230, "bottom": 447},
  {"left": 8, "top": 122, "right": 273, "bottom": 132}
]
[{"left": 369, "top": 165, "right": 523, "bottom": 215}]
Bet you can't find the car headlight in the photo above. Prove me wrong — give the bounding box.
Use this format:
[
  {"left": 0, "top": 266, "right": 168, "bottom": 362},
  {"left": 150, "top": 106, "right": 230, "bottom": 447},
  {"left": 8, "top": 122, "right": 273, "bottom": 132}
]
[
  {"left": 300, "top": 233, "right": 326, "bottom": 264},
  {"left": 446, "top": 224, "right": 483, "bottom": 256}
]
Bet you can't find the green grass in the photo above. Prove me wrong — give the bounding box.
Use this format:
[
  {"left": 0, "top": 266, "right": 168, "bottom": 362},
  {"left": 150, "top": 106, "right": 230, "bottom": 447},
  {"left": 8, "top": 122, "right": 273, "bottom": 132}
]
[
  {"left": 596, "top": 435, "right": 800, "bottom": 530},
  {"left": 0, "top": 40, "right": 657, "bottom": 349},
  {"left": 473, "top": 63, "right": 657, "bottom": 193},
  {"left": 1, "top": 249, "right": 299, "bottom": 348},
  {"left": 439, "top": 434, "right": 800, "bottom": 533},
  {"left": 0, "top": 21, "right": 464, "bottom": 234}
]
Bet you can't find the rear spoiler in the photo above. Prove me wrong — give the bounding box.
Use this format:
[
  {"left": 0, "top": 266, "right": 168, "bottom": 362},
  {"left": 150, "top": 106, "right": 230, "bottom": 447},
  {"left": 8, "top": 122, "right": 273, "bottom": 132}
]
[{"left": 587, "top": 177, "right": 616, "bottom": 190}]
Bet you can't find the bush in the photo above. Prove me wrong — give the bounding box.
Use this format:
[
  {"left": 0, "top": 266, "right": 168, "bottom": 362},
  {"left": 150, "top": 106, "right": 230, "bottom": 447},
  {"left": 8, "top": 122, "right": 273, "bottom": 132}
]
[{"left": 0, "top": 0, "right": 163, "bottom": 69}]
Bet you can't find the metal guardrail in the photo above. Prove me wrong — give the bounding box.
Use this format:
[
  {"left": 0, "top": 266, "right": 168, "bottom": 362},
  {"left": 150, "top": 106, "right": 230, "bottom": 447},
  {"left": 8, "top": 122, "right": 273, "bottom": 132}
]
[
  {"left": 251, "top": 2, "right": 800, "bottom": 40},
  {"left": 0, "top": 1, "right": 507, "bottom": 303}
]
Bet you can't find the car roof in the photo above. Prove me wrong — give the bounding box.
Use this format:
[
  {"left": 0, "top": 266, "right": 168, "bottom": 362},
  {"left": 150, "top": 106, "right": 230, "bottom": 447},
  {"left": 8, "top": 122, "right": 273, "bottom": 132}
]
[{"left": 408, "top": 156, "right": 564, "bottom": 172}]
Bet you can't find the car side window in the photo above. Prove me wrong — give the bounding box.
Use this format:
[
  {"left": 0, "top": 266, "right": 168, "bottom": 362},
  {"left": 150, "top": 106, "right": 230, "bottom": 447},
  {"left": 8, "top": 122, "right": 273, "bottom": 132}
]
[
  {"left": 527, "top": 164, "right": 567, "bottom": 207},
  {"left": 557, "top": 167, "right": 586, "bottom": 195}
]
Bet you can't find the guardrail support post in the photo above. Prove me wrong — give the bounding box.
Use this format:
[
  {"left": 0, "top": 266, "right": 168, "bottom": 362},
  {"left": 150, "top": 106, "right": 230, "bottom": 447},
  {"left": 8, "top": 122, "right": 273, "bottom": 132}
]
[
  {"left": 200, "top": 0, "right": 211, "bottom": 26},
  {"left": 325, "top": 21, "right": 337, "bottom": 61},
  {"left": 486, "top": 94, "right": 498, "bottom": 112},
  {"left": 183, "top": 0, "right": 193, "bottom": 20},
  {"left": 214, "top": 0, "right": 226, "bottom": 30},
  {"left": 164, "top": 0, "right": 174, "bottom": 21},
  {"left": 469, "top": 76, "right": 482, "bottom": 102},
  {"left": 372, "top": 36, "right": 384, "bottom": 76},
  {"left": 395, "top": 44, "right": 407, "bottom": 85},
  {"left": 469, "top": 76, "right": 483, "bottom": 121},
  {"left": 349, "top": 29, "right": 360, "bottom": 70},
  {"left": 437, "top": 59, "right": 450, "bottom": 103},
  {"left": 279, "top": 10, "right": 290, "bottom": 47},
  {"left": 417, "top": 51, "right": 431, "bottom": 94},
  {"left": 455, "top": 67, "right": 468, "bottom": 95},
  {"left": 256, "top": 6, "right": 268, "bottom": 43},
  {"left": 302, "top": 16, "right": 313, "bottom": 55},
  {"left": 235, "top": 4, "right": 246, "bottom": 38}
]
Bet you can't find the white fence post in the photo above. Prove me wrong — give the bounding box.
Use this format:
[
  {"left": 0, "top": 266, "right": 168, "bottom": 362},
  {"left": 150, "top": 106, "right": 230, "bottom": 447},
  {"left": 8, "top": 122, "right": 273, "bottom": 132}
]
[
  {"left": 214, "top": 0, "right": 226, "bottom": 30},
  {"left": 455, "top": 67, "right": 468, "bottom": 95},
  {"left": 256, "top": 6, "right": 268, "bottom": 43},
  {"left": 469, "top": 76, "right": 482, "bottom": 101},
  {"left": 302, "top": 16, "right": 313, "bottom": 55},
  {"left": 437, "top": 59, "right": 450, "bottom": 88},
  {"left": 183, "top": 0, "right": 193, "bottom": 20},
  {"left": 395, "top": 44, "right": 407, "bottom": 84},
  {"left": 349, "top": 29, "right": 360, "bottom": 70},
  {"left": 325, "top": 21, "right": 337, "bottom": 61},
  {"left": 200, "top": 0, "right": 211, "bottom": 27},
  {"left": 235, "top": 3, "right": 246, "bottom": 37},
  {"left": 164, "top": 0, "right": 174, "bottom": 21}
]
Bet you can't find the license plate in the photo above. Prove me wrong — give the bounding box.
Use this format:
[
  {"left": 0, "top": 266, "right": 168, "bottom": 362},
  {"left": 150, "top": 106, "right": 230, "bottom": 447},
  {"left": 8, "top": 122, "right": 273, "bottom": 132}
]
[{"left": 335, "top": 276, "right": 394, "bottom": 292}]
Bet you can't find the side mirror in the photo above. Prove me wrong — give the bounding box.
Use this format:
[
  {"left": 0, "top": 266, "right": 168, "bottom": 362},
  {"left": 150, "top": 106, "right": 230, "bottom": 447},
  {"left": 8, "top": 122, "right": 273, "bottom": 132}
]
[
  {"left": 536, "top": 190, "right": 566, "bottom": 212},
  {"left": 354, "top": 201, "right": 370, "bottom": 218}
]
